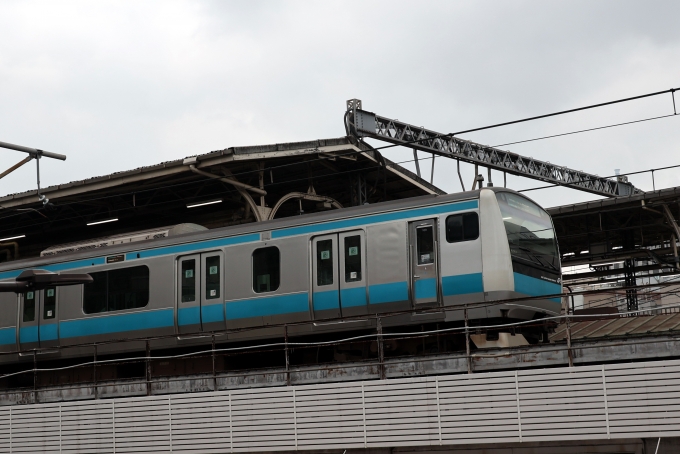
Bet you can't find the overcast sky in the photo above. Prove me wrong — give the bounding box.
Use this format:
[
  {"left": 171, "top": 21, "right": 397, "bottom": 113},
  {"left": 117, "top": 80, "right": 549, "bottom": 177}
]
[{"left": 1, "top": 0, "right": 679, "bottom": 209}]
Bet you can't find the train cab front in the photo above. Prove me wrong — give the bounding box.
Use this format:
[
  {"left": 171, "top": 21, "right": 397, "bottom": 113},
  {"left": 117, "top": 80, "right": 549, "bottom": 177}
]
[{"left": 479, "top": 188, "right": 562, "bottom": 325}]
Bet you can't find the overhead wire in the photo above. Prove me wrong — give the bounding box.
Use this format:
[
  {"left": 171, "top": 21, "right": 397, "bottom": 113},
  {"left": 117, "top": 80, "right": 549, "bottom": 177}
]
[
  {"left": 1, "top": 86, "right": 679, "bottom": 233},
  {"left": 2, "top": 85, "right": 679, "bottom": 217}
]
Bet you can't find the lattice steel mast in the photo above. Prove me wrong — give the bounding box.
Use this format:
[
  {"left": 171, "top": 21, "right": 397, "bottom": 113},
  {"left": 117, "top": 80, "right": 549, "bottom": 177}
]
[{"left": 345, "top": 99, "right": 637, "bottom": 197}]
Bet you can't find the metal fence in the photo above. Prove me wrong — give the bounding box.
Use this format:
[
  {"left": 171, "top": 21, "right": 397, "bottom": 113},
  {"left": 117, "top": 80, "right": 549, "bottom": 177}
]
[{"left": 1, "top": 358, "right": 680, "bottom": 453}]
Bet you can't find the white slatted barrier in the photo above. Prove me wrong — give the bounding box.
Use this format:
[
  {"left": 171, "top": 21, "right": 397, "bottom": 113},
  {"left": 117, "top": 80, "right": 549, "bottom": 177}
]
[{"left": 1, "top": 359, "right": 680, "bottom": 453}]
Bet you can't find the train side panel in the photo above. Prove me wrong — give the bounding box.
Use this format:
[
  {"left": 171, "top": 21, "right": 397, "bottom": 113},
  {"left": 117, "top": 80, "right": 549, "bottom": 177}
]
[
  {"left": 224, "top": 236, "right": 311, "bottom": 338},
  {"left": 0, "top": 292, "right": 17, "bottom": 355},
  {"left": 366, "top": 221, "right": 410, "bottom": 315},
  {"left": 58, "top": 256, "right": 175, "bottom": 355}
]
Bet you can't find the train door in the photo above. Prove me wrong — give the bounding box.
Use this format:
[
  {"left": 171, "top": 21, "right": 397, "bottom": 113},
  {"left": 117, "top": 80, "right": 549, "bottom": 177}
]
[
  {"left": 200, "top": 252, "right": 225, "bottom": 332},
  {"left": 17, "top": 287, "right": 59, "bottom": 350},
  {"left": 338, "top": 231, "right": 368, "bottom": 316},
  {"left": 177, "top": 251, "right": 225, "bottom": 334},
  {"left": 311, "top": 235, "right": 341, "bottom": 319},
  {"left": 408, "top": 219, "right": 440, "bottom": 306},
  {"left": 312, "top": 231, "right": 368, "bottom": 319},
  {"left": 177, "top": 254, "right": 201, "bottom": 334}
]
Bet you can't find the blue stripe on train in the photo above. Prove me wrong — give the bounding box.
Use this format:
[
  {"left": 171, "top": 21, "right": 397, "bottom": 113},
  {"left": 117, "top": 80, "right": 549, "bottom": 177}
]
[
  {"left": 226, "top": 292, "right": 310, "bottom": 320},
  {"left": 59, "top": 308, "right": 174, "bottom": 338},
  {"left": 369, "top": 282, "right": 409, "bottom": 304},
  {"left": 40, "top": 324, "right": 58, "bottom": 341},
  {"left": 178, "top": 306, "right": 200, "bottom": 326},
  {"left": 0, "top": 327, "right": 15, "bottom": 345},
  {"left": 514, "top": 273, "right": 561, "bottom": 303},
  {"left": 313, "top": 290, "right": 339, "bottom": 311},
  {"left": 202, "top": 303, "right": 224, "bottom": 324},
  {"left": 273, "top": 200, "right": 478, "bottom": 239},
  {"left": 341, "top": 287, "right": 367, "bottom": 308},
  {"left": 415, "top": 278, "right": 437, "bottom": 299},
  {"left": 441, "top": 273, "right": 484, "bottom": 296},
  {"left": 19, "top": 326, "right": 38, "bottom": 343}
]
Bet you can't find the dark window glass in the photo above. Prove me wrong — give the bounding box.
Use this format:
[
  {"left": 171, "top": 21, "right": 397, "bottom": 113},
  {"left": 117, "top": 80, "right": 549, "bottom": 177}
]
[
  {"left": 83, "top": 266, "right": 150, "bottom": 314},
  {"left": 446, "top": 212, "right": 479, "bottom": 243},
  {"left": 205, "top": 256, "right": 220, "bottom": 300},
  {"left": 316, "top": 240, "right": 333, "bottom": 286},
  {"left": 416, "top": 226, "right": 435, "bottom": 265},
  {"left": 496, "top": 192, "right": 559, "bottom": 272},
  {"left": 83, "top": 271, "right": 108, "bottom": 314},
  {"left": 446, "top": 215, "right": 463, "bottom": 242},
  {"left": 253, "top": 247, "right": 280, "bottom": 293},
  {"left": 181, "top": 259, "right": 196, "bottom": 303},
  {"left": 23, "top": 291, "right": 35, "bottom": 322},
  {"left": 44, "top": 287, "right": 56, "bottom": 319},
  {"left": 344, "top": 235, "right": 362, "bottom": 282},
  {"left": 108, "top": 266, "right": 149, "bottom": 312}
]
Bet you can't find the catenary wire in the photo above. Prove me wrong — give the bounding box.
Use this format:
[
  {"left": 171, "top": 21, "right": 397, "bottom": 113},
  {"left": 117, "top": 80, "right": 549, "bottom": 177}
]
[
  {"left": 1, "top": 89, "right": 680, "bottom": 230},
  {"left": 2, "top": 85, "right": 679, "bottom": 216},
  {"left": 355, "top": 87, "right": 680, "bottom": 153}
]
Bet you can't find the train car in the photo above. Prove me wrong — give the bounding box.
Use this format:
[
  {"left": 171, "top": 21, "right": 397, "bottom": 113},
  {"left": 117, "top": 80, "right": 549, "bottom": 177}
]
[{"left": 0, "top": 188, "right": 561, "bottom": 362}]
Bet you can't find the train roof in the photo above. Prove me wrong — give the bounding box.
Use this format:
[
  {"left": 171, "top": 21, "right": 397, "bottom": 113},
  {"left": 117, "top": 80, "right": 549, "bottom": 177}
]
[{"left": 0, "top": 188, "right": 516, "bottom": 274}]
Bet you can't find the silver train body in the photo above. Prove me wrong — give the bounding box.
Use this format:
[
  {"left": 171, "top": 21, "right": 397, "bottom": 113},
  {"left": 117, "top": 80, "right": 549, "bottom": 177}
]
[{"left": 0, "top": 188, "right": 562, "bottom": 361}]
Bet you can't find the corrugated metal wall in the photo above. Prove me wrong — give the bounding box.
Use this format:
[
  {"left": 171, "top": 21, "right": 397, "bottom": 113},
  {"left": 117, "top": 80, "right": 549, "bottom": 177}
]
[{"left": 1, "top": 359, "right": 680, "bottom": 453}]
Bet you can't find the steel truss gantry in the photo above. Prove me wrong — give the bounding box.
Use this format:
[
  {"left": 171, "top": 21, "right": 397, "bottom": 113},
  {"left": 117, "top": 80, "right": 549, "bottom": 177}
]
[{"left": 345, "top": 99, "right": 638, "bottom": 197}]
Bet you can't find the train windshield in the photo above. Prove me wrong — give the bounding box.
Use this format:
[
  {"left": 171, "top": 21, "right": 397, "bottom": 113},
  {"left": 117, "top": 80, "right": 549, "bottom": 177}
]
[{"left": 496, "top": 192, "right": 560, "bottom": 272}]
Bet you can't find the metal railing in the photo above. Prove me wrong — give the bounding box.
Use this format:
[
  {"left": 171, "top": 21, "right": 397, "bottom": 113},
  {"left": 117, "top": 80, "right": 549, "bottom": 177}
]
[{"left": 2, "top": 283, "right": 680, "bottom": 406}]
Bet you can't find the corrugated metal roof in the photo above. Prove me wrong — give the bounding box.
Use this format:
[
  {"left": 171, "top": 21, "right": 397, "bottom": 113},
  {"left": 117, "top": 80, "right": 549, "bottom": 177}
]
[{"left": 550, "top": 312, "right": 680, "bottom": 342}]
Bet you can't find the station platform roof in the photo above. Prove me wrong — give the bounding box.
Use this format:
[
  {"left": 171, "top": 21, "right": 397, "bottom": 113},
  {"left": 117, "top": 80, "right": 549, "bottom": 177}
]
[
  {"left": 0, "top": 136, "right": 443, "bottom": 261},
  {"left": 548, "top": 186, "right": 680, "bottom": 284}
]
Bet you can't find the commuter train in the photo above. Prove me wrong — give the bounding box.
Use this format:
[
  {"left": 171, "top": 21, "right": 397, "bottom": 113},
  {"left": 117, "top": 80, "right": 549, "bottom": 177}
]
[{"left": 0, "top": 188, "right": 562, "bottom": 361}]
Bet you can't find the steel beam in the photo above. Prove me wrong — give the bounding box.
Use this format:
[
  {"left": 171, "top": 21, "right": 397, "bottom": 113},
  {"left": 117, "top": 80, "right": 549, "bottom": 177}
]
[{"left": 345, "top": 101, "right": 638, "bottom": 197}]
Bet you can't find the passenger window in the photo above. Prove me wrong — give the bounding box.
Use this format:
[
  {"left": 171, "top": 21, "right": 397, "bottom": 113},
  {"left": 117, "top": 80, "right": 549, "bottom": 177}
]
[
  {"left": 23, "top": 291, "right": 35, "bottom": 322},
  {"left": 446, "top": 212, "right": 479, "bottom": 243},
  {"left": 181, "top": 259, "right": 196, "bottom": 303},
  {"left": 344, "top": 235, "right": 362, "bottom": 282},
  {"left": 253, "top": 246, "right": 280, "bottom": 293},
  {"left": 44, "top": 287, "right": 56, "bottom": 319},
  {"left": 416, "top": 226, "right": 435, "bottom": 265},
  {"left": 206, "top": 256, "right": 220, "bottom": 299},
  {"left": 83, "top": 266, "right": 150, "bottom": 314},
  {"left": 84, "top": 270, "right": 108, "bottom": 313},
  {"left": 316, "top": 240, "right": 333, "bottom": 286}
]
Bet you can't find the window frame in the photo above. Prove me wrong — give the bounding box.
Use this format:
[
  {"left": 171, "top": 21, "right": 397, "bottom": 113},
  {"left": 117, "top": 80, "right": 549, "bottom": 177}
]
[
  {"left": 82, "top": 265, "right": 151, "bottom": 315},
  {"left": 252, "top": 246, "right": 281, "bottom": 294},
  {"left": 445, "top": 212, "right": 480, "bottom": 243}
]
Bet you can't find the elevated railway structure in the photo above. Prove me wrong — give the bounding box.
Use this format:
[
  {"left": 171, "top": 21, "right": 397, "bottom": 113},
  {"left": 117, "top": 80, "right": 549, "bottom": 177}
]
[{"left": 0, "top": 298, "right": 680, "bottom": 453}]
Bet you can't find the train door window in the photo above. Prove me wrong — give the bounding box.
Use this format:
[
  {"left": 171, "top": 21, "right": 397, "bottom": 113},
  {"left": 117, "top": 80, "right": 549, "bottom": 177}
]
[
  {"left": 181, "top": 259, "right": 196, "bottom": 302},
  {"left": 446, "top": 212, "right": 479, "bottom": 243},
  {"left": 344, "top": 235, "right": 362, "bottom": 282},
  {"left": 316, "top": 240, "right": 334, "bottom": 286},
  {"left": 416, "top": 226, "right": 435, "bottom": 265},
  {"left": 205, "top": 255, "right": 221, "bottom": 299},
  {"left": 44, "top": 287, "right": 56, "bottom": 319},
  {"left": 23, "top": 291, "right": 36, "bottom": 322},
  {"left": 253, "top": 246, "right": 280, "bottom": 293}
]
